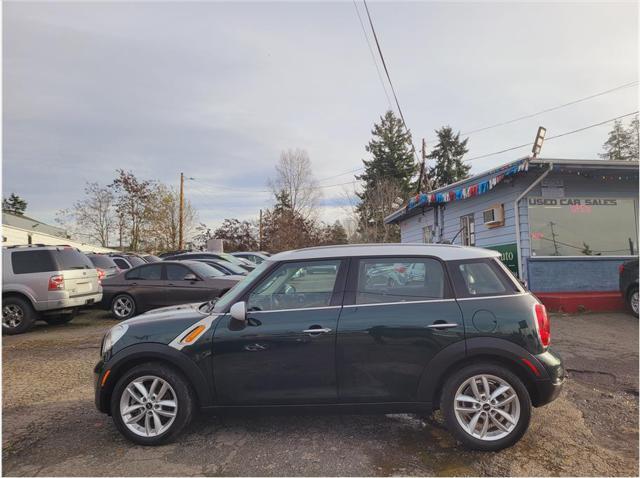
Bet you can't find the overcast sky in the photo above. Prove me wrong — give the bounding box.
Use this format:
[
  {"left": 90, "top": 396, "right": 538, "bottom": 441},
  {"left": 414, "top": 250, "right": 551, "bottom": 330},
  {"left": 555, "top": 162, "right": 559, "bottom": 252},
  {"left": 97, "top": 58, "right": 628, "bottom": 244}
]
[{"left": 3, "top": 1, "right": 638, "bottom": 233}]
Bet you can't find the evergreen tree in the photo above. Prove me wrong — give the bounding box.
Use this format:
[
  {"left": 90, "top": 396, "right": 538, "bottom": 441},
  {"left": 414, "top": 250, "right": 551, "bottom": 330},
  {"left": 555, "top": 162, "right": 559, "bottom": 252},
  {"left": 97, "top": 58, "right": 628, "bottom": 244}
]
[
  {"left": 599, "top": 118, "right": 638, "bottom": 161},
  {"left": 356, "top": 110, "right": 416, "bottom": 242},
  {"left": 427, "top": 126, "right": 470, "bottom": 188},
  {"left": 357, "top": 110, "right": 417, "bottom": 197},
  {"left": 2, "top": 193, "right": 28, "bottom": 216}
]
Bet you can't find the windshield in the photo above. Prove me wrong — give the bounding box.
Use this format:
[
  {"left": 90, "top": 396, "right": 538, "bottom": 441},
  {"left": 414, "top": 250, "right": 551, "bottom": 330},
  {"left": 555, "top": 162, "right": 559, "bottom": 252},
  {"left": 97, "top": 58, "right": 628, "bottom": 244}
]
[{"left": 214, "top": 260, "right": 271, "bottom": 312}]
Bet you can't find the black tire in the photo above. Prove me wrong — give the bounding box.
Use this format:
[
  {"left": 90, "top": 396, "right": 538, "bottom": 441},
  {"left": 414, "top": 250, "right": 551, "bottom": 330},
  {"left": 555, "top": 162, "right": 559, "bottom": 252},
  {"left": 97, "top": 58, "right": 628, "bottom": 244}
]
[
  {"left": 2, "top": 296, "right": 37, "bottom": 335},
  {"left": 626, "top": 286, "right": 638, "bottom": 317},
  {"left": 43, "top": 315, "right": 74, "bottom": 325},
  {"left": 441, "top": 363, "right": 532, "bottom": 451},
  {"left": 111, "top": 294, "right": 136, "bottom": 320},
  {"left": 110, "top": 362, "right": 195, "bottom": 445}
]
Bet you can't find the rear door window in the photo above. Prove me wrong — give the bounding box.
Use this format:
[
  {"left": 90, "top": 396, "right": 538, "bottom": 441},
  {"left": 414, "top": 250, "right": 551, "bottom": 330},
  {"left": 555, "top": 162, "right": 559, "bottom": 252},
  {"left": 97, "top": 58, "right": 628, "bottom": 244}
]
[
  {"left": 452, "top": 259, "right": 520, "bottom": 298},
  {"left": 11, "top": 250, "right": 57, "bottom": 274},
  {"left": 354, "top": 257, "right": 446, "bottom": 304},
  {"left": 125, "top": 264, "right": 162, "bottom": 280}
]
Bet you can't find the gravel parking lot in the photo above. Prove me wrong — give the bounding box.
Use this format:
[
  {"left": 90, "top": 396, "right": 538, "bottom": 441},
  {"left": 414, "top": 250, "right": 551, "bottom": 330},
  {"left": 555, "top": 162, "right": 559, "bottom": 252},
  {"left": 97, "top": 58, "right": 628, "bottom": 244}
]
[{"left": 2, "top": 309, "right": 638, "bottom": 476}]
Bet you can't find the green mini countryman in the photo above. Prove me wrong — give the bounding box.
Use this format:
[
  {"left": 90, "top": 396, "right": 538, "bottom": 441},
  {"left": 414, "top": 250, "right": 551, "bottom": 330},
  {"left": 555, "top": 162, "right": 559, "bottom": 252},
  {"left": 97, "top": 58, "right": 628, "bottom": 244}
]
[{"left": 94, "top": 244, "right": 565, "bottom": 451}]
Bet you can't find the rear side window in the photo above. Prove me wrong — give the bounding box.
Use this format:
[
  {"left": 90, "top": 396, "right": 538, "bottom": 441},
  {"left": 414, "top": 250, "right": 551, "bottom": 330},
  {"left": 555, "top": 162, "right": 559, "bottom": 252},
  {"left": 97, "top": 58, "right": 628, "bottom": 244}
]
[
  {"left": 126, "top": 256, "right": 145, "bottom": 267},
  {"left": 55, "top": 249, "right": 94, "bottom": 270},
  {"left": 11, "top": 250, "right": 57, "bottom": 274},
  {"left": 453, "top": 259, "right": 519, "bottom": 297},
  {"left": 112, "top": 258, "right": 130, "bottom": 269},
  {"left": 88, "top": 255, "right": 118, "bottom": 269},
  {"left": 355, "top": 257, "right": 446, "bottom": 304},
  {"left": 126, "top": 264, "right": 162, "bottom": 280}
]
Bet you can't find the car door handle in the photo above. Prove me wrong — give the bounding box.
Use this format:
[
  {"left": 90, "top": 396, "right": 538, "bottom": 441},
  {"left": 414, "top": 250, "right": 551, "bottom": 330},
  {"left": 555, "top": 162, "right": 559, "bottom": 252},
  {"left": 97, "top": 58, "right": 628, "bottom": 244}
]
[
  {"left": 302, "top": 327, "right": 332, "bottom": 334},
  {"left": 426, "top": 323, "right": 458, "bottom": 329}
]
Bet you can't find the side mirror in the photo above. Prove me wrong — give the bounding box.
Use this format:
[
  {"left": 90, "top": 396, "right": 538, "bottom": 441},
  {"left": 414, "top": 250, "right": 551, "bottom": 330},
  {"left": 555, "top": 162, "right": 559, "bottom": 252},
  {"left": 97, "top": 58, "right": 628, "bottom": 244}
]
[
  {"left": 230, "top": 301, "right": 247, "bottom": 322},
  {"left": 184, "top": 273, "right": 198, "bottom": 281}
]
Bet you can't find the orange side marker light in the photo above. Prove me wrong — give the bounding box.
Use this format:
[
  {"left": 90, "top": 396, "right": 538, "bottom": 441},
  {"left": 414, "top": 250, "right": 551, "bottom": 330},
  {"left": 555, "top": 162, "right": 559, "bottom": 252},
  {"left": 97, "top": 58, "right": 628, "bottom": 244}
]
[
  {"left": 182, "top": 325, "right": 206, "bottom": 344},
  {"left": 101, "top": 369, "right": 111, "bottom": 387}
]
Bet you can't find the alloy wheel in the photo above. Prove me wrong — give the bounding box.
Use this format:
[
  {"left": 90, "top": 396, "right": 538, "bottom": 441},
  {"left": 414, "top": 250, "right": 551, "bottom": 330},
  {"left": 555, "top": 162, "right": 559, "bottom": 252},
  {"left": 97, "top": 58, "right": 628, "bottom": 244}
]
[
  {"left": 2, "top": 304, "right": 24, "bottom": 329},
  {"left": 119, "top": 375, "right": 178, "bottom": 438},
  {"left": 631, "top": 290, "right": 638, "bottom": 315},
  {"left": 113, "top": 296, "right": 133, "bottom": 319},
  {"left": 453, "top": 374, "right": 520, "bottom": 441}
]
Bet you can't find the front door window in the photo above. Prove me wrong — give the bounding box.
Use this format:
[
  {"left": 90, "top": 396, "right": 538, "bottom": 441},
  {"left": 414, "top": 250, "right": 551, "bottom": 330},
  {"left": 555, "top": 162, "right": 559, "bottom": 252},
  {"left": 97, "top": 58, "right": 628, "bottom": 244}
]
[{"left": 247, "top": 260, "right": 341, "bottom": 311}]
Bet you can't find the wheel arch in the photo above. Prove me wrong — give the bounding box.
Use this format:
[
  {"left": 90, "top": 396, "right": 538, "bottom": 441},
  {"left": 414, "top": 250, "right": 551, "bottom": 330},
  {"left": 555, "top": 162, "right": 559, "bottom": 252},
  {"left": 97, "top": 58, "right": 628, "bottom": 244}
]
[
  {"left": 100, "top": 343, "right": 213, "bottom": 413},
  {"left": 417, "top": 337, "right": 548, "bottom": 409},
  {"left": 2, "top": 290, "right": 36, "bottom": 308}
]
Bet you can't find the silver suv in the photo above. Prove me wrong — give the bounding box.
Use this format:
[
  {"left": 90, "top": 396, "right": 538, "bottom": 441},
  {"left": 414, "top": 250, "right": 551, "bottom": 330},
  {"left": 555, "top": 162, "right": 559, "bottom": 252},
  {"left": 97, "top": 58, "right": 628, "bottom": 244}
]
[{"left": 2, "top": 245, "right": 103, "bottom": 334}]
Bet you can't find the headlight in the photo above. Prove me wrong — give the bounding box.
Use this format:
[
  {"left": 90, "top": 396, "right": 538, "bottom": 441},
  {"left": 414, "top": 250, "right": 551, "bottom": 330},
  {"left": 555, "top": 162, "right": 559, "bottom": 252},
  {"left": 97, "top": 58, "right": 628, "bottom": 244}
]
[{"left": 102, "top": 324, "right": 128, "bottom": 355}]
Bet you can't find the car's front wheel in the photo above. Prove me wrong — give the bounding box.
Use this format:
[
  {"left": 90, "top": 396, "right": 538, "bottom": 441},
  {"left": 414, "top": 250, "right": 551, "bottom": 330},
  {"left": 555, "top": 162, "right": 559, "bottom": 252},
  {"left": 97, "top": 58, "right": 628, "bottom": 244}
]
[
  {"left": 110, "top": 362, "right": 194, "bottom": 445},
  {"left": 111, "top": 294, "right": 136, "bottom": 320},
  {"left": 441, "top": 363, "right": 531, "bottom": 451}
]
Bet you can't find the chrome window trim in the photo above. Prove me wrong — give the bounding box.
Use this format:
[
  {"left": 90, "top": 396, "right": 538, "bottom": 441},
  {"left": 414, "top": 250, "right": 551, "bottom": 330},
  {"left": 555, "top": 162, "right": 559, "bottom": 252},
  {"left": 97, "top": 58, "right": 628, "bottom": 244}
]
[
  {"left": 343, "top": 298, "right": 456, "bottom": 308},
  {"left": 455, "top": 292, "right": 528, "bottom": 301},
  {"left": 248, "top": 305, "right": 342, "bottom": 314}
]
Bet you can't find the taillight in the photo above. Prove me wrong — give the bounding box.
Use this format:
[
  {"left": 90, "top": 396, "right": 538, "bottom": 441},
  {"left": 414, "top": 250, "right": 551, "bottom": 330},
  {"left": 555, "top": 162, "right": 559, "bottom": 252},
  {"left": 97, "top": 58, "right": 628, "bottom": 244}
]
[
  {"left": 534, "top": 303, "right": 550, "bottom": 347},
  {"left": 619, "top": 264, "right": 625, "bottom": 274},
  {"left": 97, "top": 268, "right": 106, "bottom": 283},
  {"left": 48, "top": 275, "right": 65, "bottom": 291}
]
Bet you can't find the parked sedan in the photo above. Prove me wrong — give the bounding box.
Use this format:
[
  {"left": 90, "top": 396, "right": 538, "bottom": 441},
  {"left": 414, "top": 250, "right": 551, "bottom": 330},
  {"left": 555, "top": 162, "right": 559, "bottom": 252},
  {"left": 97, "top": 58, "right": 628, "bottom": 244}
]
[
  {"left": 100, "top": 260, "right": 243, "bottom": 320},
  {"left": 86, "top": 254, "right": 121, "bottom": 280}
]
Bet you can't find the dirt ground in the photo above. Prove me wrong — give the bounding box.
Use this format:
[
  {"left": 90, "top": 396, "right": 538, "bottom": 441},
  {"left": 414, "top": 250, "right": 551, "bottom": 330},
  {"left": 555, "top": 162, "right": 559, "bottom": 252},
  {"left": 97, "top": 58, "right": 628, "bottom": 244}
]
[{"left": 2, "top": 309, "right": 638, "bottom": 476}]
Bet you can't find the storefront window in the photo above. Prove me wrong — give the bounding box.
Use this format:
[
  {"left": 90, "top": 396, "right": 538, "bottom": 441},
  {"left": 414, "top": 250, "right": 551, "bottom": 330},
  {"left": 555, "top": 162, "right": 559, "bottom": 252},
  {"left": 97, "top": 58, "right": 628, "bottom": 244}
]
[{"left": 528, "top": 197, "right": 638, "bottom": 256}]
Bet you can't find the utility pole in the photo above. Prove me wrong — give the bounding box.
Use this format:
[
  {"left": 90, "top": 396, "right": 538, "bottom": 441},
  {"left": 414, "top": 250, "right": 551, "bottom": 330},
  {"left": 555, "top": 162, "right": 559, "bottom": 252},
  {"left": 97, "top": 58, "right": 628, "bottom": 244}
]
[
  {"left": 179, "top": 172, "right": 184, "bottom": 250},
  {"left": 259, "top": 209, "right": 263, "bottom": 250},
  {"left": 549, "top": 221, "right": 559, "bottom": 256},
  {"left": 416, "top": 138, "right": 427, "bottom": 194}
]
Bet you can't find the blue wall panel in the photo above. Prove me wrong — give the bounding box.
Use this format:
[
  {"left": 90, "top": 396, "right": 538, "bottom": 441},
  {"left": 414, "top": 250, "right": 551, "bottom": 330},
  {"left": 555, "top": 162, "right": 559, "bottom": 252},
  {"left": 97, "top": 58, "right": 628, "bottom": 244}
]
[{"left": 527, "top": 257, "right": 626, "bottom": 292}]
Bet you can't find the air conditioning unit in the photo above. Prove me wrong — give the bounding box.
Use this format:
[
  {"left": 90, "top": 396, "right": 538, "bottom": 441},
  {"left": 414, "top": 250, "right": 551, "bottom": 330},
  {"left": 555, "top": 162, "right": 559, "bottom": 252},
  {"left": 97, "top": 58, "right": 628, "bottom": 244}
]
[{"left": 482, "top": 204, "right": 504, "bottom": 227}]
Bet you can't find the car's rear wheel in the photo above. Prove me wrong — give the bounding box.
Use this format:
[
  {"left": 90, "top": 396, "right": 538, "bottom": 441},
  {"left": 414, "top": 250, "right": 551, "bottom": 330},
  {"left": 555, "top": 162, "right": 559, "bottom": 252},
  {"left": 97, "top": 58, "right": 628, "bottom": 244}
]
[
  {"left": 110, "top": 362, "right": 194, "bottom": 445},
  {"left": 441, "top": 363, "right": 531, "bottom": 451},
  {"left": 2, "top": 296, "right": 37, "bottom": 335},
  {"left": 627, "top": 286, "right": 638, "bottom": 317},
  {"left": 111, "top": 294, "right": 136, "bottom": 320}
]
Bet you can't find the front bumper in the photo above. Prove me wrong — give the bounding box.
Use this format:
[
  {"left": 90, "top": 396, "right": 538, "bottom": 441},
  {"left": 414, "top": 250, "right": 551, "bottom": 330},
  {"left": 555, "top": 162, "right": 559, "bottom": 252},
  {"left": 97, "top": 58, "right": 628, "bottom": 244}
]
[{"left": 531, "top": 347, "right": 566, "bottom": 407}]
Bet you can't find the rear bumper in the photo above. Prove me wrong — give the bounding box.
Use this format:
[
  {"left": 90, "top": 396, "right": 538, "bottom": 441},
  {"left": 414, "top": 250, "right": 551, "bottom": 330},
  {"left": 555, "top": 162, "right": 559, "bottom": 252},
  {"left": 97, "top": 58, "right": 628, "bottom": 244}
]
[
  {"left": 34, "top": 292, "right": 103, "bottom": 312},
  {"left": 531, "top": 348, "right": 566, "bottom": 407}
]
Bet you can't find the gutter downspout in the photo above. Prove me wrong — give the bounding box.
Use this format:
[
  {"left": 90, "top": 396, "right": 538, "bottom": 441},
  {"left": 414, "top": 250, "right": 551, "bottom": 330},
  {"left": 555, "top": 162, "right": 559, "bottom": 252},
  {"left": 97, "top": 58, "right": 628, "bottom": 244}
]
[{"left": 514, "top": 162, "right": 553, "bottom": 280}]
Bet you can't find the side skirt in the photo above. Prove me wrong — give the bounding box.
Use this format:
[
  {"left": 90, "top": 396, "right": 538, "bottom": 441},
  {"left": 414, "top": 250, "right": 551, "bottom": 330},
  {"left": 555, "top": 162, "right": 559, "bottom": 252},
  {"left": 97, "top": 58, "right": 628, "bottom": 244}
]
[{"left": 200, "top": 401, "right": 433, "bottom": 416}]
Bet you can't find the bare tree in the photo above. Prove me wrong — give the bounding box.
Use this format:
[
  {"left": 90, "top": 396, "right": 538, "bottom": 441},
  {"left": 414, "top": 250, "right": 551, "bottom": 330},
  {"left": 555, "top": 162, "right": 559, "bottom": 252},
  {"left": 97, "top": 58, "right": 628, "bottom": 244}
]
[
  {"left": 268, "top": 149, "right": 320, "bottom": 218},
  {"left": 110, "top": 170, "right": 156, "bottom": 251},
  {"left": 146, "top": 184, "right": 196, "bottom": 252},
  {"left": 56, "top": 182, "right": 115, "bottom": 247},
  {"left": 352, "top": 178, "right": 403, "bottom": 243}
]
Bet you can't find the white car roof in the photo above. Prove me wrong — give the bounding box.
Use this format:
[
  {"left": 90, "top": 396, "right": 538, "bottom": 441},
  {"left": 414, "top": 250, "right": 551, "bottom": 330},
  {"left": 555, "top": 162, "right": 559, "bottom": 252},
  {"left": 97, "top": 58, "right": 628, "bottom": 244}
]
[{"left": 270, "top": 243, "right": 501, "bottom": 262}]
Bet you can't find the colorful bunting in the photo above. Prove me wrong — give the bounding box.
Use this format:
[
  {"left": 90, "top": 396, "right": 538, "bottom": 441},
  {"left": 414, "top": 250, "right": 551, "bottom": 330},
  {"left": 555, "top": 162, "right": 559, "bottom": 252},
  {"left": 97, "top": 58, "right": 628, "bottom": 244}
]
[{"left": 407, "top": 159, "right": 529, "bottom": 210}]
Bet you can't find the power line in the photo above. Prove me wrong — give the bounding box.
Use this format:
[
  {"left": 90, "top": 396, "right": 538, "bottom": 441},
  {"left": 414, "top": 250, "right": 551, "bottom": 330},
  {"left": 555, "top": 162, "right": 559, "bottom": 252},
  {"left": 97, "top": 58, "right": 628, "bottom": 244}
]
[
  {"left": 352, "top": 0, "right": 393, "bottom": 111},
  {"left": 361, "top": 0, "right": 420, "bottom": 164},
  {"left": 464, "top": 111, "right": 639, "bottom": 162},
  {"left": 188, "top": 177, "right": 362, "bottom": 195},
  {"left": 460, "top": 81, "right": 639, "bottom": 138}
]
